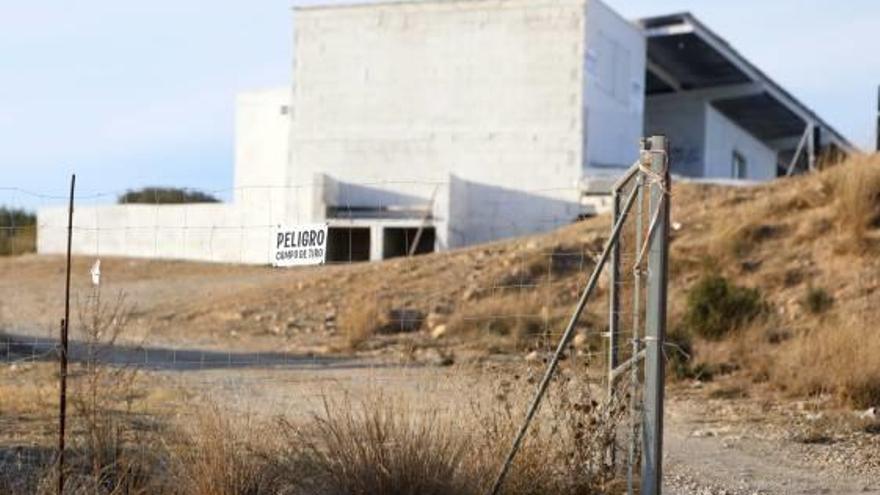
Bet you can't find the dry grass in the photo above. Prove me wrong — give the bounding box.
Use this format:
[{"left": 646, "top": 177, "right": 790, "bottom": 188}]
[
  {"left": 692, "top": 311, "right": 880, "bottom": 409},
  {"left": 774, "top": 316, "right": 880, "bottom": 408},
  {"left": 0, "top": 362, "right": 58, "bottom": 417},
  {"left": 268, "top": 374, "right": 624, "bottom": 495},
  {"left": 446, "top": 292, "right": 565, "bottom": 350},
  {"left": 170, "top": 411, "right": 283, "bottom": 495},
  {"left": 3, "top": 368, "right": 627, "bottom": 494},
  {"left": 281, "top": 396, "right": 480, "bottom": 495},
  {"left": 7, "top": 384, "right": 625, "bottom": 494},
  {"left": 52, "top": 290, "right": 171, "bottom": 494},
  {"left": 823, "top": 154, "right": 880, "bottom": 247},
  {"left": 669, "top": 155, "right": 880, "bottom": 408},
  {"left": 339, "top": 298, "right": 388, "bottom": 349}
]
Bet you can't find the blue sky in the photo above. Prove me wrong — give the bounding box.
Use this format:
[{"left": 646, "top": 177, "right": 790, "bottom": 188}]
[{"left": 2, "top": 0, "right": 878, "bottom": 208}]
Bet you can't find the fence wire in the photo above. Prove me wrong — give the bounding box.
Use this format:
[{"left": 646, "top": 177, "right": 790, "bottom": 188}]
[{"left": 0, "top": 168, "right": 667, "bottom": 494}]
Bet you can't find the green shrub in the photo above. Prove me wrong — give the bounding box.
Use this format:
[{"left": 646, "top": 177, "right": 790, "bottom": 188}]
[
  {"left": 118, "top": 187, "right": 219, "bottom": 204},
  {"left": 0, "top": 207, "right": 36, "bottom": 256},
  {"left": 684, "top": 274, "right": 764, "bottom": 340},
  {"left": 804, "top": 286, "right": 834, "bottom": 314}
]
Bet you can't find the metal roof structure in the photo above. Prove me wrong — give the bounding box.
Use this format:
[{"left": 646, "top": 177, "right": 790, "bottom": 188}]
[{"left": 640, "top": 13, "right": 857, "bottom": 173}]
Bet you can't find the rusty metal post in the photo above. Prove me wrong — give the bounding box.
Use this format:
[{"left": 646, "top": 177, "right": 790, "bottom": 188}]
[{"left": 57, "top": 174, "right": 75, "bottom": 495}]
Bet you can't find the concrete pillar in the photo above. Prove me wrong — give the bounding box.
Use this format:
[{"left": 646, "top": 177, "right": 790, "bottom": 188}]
[{"left": 370, "top": 226, "right": 383, "bottom": 261}]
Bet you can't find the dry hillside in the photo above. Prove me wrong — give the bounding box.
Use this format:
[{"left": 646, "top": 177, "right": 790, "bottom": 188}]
[{"left": 3, "top": 155, "right": 879, "bottom": 409}]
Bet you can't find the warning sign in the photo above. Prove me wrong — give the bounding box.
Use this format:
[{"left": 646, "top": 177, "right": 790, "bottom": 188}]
[{"left": 272, "top": 224, "right": 328, "bottom": 267}]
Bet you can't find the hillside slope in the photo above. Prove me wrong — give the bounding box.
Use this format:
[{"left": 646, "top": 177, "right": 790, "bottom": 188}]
[
  {"left": 3, "top": 155, "right": 878, "bottom": 407},
  {"left": 173, "top": 153, "right": 880, "bottom": 406}
]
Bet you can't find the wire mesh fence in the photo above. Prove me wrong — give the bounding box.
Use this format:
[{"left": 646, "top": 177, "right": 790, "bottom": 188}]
[{"left": 0, "top": 140, "right": 669, "bottom": 494}]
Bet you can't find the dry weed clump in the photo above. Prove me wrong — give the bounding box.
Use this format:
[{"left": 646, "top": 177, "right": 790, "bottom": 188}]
[
  {"left": 278, "top": 379, "right": 625, "bottom": 495},
  {"left": 775, "top": 316, "right": 880, "bottom": 408},
  {"left": 446, "top": 293, "right": 559, "bottom": 349},
  {"left": 4, "top": 378, "right": 628, "bottom": 494},
  {"left": 803, "top": 286, "right": 834, "bottom": 314},
  {"left": 339, "top": 299, "right": 426, "bottom": 349},
  {"left": 823, "top": 154, "right": 880, "bottom": 247},
  {"left": 472, "top": 371, "right": 628, "bottom": 495},
  {"left": 710, "top": 219, "right": 786, "bottom": 260},
  {"left": 280, "top": 396, "right": 479, "bottom": 495},
  {"left": 58, "top": 290, "right": 170, "bottom": 494},
  {"left": 499, "top": 244, "right": 593, "bottom": 289},
  {"left": 339, "top": 298, "right": 387, "bottom": 349},
  {"left": 170, "top": 410, "right": 285, "bottom": 495}
]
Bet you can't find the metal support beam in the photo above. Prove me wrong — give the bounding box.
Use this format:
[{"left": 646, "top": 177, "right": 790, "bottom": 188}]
[
  {"left": 807, "top": 123, "right": 817, "bottom": 172},
  {"left": 767, "top": 136, "right": 805, "bottom": 150},
  {"left": 408, "top": 186, "right": 438, "bottom": 257},
  {"left": 645, "top": 82, "right": 764, "bottom": 105},
  {"left": 647, "top": 60, "right": 682, "bottom": 92},
  {"left": 641, "top": 136, "right": 670, "bottom": 495},
  {"left": 644, "top": 22, "right": 695, "bottom": 37},
  {"left": 786, "top": 125, "right": 811, "bottom": 177},
  {"left": 876, "top": 85, "right": 880, "bottom": 152}
]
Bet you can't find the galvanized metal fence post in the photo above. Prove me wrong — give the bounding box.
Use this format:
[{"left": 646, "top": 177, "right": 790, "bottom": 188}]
[
  {"left": 607, "top": 189, "right": 620, "bottom": 394},
  {"left": 627, "top": 165, "right": 645, "bottom": 495},
  {"left": 641, "top": 136, "right": 670, "bottom": 495}
]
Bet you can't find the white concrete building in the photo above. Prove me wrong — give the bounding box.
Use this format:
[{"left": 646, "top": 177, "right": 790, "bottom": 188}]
[{"left": 37, "top": 0, "right": 854, "bottom": 264}]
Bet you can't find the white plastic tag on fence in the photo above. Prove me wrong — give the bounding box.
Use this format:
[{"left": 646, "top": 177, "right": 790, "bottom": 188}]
[
  {"left": 90, "top": 259, "right": 101, "bottom": 286},
  {"left": 272, "top": 224, "right": 328, "bottom": 267}
]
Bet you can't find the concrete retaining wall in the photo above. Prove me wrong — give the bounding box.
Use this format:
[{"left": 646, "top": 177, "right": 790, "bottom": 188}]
[{"left": 37, "top": 203, "right": 275, "bottom": 265}]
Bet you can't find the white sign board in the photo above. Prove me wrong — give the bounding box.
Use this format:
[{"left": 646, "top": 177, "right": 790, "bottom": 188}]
[{"left": 272, "top": 224, "right": 328, "bottom": 267}]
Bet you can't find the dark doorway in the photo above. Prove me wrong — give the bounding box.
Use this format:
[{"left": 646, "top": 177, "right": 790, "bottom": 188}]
[
  {"left": 382, "top": 227, "right": 435, "bottom": 259},
  {"left": 326, "top": 227, "right": 371, "bottom": 263}
]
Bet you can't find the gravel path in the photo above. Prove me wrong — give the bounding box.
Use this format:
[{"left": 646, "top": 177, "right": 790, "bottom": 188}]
[{"left": 664, "top": 397, "right": 880, "bottom": 495}]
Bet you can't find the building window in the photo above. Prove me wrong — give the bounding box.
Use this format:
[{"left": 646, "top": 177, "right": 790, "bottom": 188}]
[{"left": 732, "top": 151, "right": 748, "bottom": 179}]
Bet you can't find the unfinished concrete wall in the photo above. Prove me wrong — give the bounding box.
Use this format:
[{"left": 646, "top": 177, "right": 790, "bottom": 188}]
[
  {"left": 644, "top": 94, "right": 706, "bottom": 177},
  {"left": 37, "top": 203, "right": 275, "bottom": 264},
  {"left": 37, "top": 88, "right": 294, "bottom": 265},
  {"left": 704, "top": 104, "right": 777, "bottom": 180},
  {"left": 290, "top": 0, "right": 596, "bottom": 249},
  {"left": 234, "top": 88, "right": 293, "bottom": 226},
  {"left": 583, "top": 0, "right": 645, "bottom": 173},
  {"left": 646, "top": 94, "right": 777, "bottom": 180}
]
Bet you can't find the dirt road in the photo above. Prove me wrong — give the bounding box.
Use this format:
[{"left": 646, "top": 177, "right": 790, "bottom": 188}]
[
  {"left": 4, "top": 327, "right": 879, "bottom": 493},
  {"left": 664, "top": 397, "right": 880, "bottom": 495}
]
